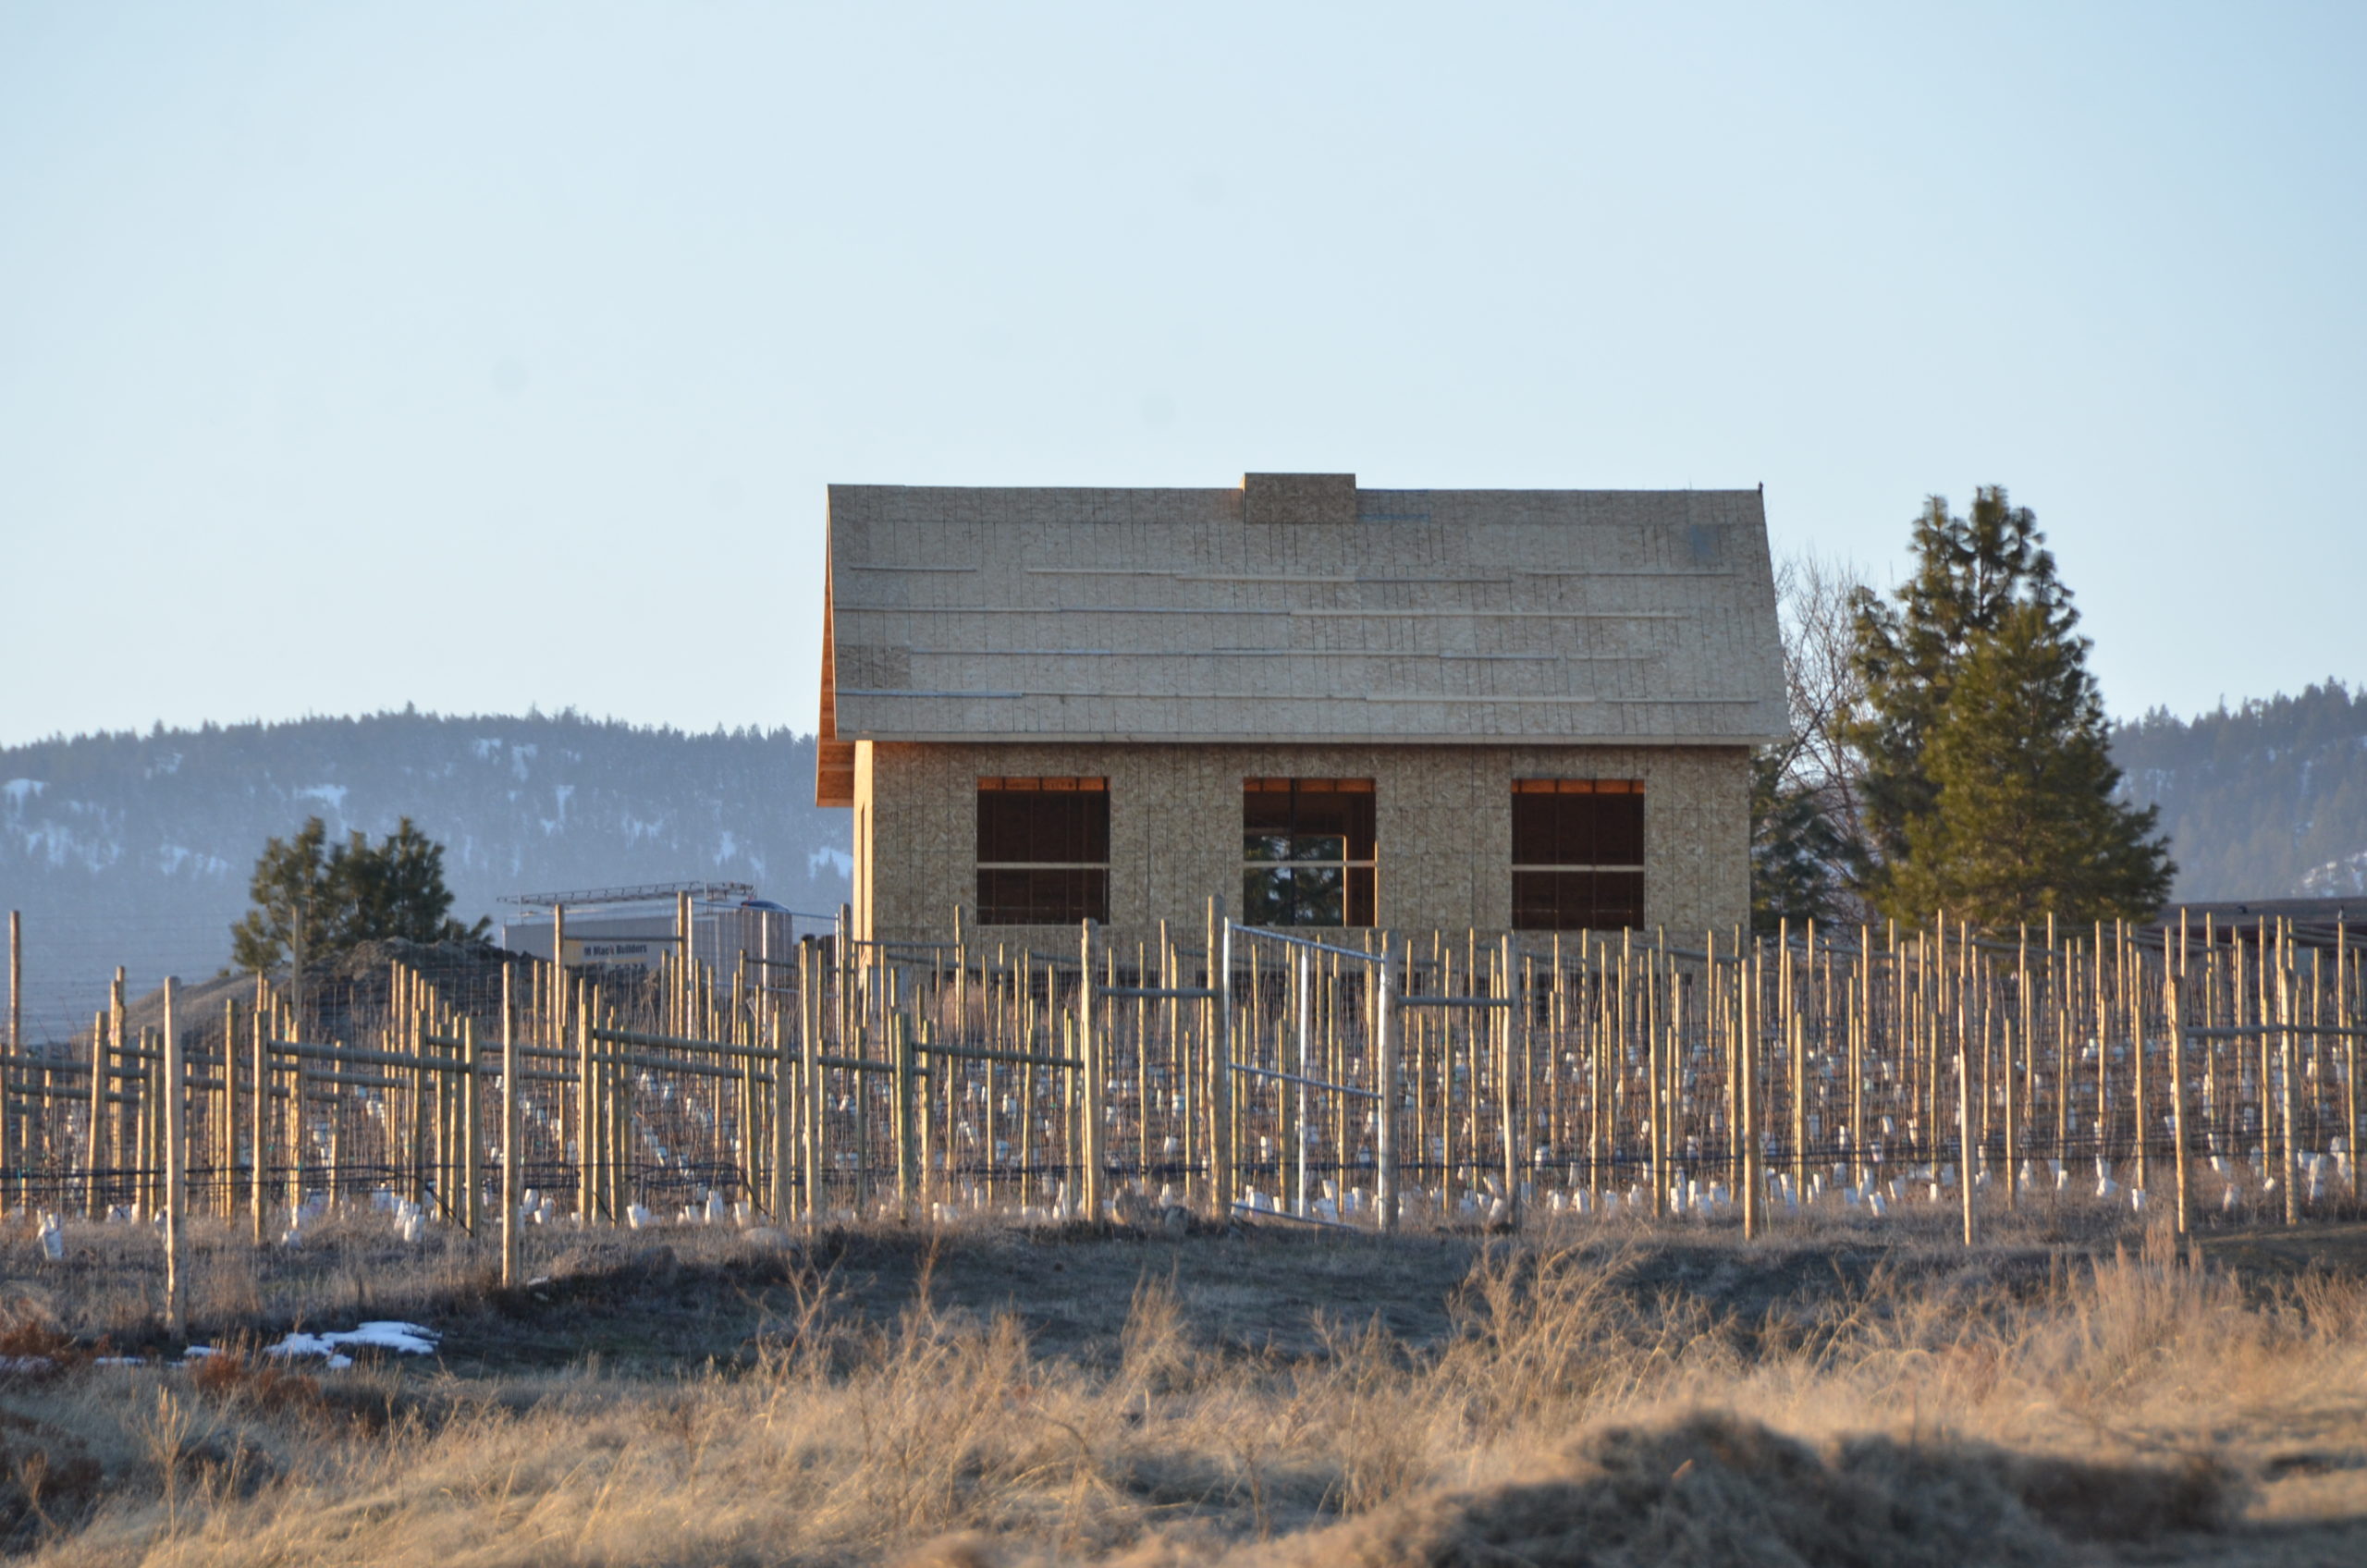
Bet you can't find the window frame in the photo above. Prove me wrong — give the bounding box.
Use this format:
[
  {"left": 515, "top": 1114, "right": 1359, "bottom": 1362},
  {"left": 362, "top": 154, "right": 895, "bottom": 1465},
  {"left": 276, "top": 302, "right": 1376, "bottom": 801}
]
[
  {"left": 1509, "top": 778, "right": 1644, "bottom": 931},
  {"left": 974, "top": 776, "right": 1110, "bottom": 925},
  {"left": 1242, "top": 777, "right": 1378, "bottom": 928}
]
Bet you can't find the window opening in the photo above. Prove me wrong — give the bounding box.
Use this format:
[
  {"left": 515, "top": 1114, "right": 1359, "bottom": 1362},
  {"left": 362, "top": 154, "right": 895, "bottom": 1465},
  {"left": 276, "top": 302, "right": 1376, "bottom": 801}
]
[
  {"left": 975, "top": 778, "right": 1110, "bottom": 925},
  {"left": 1511, "top": 779, "right": 1643, "bottom": 930},
  {"left": 1244, "top": 778, "right": 1376, "bottom": 926}
]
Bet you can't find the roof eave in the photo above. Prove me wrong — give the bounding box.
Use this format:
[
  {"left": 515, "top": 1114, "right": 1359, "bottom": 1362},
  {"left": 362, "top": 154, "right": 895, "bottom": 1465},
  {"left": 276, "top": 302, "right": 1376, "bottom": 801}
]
[{"left": 838, "top": 731, "right": 1781, "bottom": 749}]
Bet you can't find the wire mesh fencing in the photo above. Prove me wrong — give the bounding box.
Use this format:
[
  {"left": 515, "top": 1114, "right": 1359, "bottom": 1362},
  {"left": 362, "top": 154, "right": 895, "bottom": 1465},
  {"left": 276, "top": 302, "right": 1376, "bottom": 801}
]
[{"left": 3, "top": 901, "right": 2362, "bottom": 1310}]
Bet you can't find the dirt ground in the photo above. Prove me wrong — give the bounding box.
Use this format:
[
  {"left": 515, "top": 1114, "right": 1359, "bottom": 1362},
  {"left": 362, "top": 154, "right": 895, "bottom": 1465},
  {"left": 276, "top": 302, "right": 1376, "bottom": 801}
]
[
  {"left": 17, "top": 1205, "right": 2365, "bottom": 1375},
  {"left": 222, "top": 1217, "right": 2081, "bottom": 1377},
  {"left": 9, "top": 1209, "right": 2367, "bottom": 1564},
  {"left": 2195, "top": 1219, "right": 2367, "bottom": 1280}
]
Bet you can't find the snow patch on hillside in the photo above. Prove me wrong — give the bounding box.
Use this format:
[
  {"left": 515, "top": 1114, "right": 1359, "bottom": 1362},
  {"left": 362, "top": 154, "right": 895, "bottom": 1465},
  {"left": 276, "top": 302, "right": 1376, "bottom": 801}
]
[
  {"left": 9, "top": 815, "right": 125, "bottom": 873},
  {"left": 157, "top": 844, "right": 232, "bottom": 878},
  {"left": 2301, "top": 850, "right": 2367, "bottom": 899}
]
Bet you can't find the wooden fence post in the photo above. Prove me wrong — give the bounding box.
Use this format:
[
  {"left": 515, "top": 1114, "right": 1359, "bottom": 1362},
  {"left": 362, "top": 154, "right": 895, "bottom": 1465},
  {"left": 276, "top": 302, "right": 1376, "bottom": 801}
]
[
  {"left": 1376, "top": 938, "right": 1401, "bottom": 1234},
  {"left": 1294, "top": 944, "right": 1312, "bottom": 1218},
  {"left": 2342, "top": 913, "right": 2359, "bottom": 1205},
  {"left": 575, "top": 997, "right": 595, "bottom": 1222},
  {"left": 768, "top": 967, "right": 792, "bottom": 1221},
  {"left": 285, "top": 1012, "right": 304, "bottom": 1219},
  {"left": 85, "top": 990, "right": 107, "bottom": 1220},
  {"left": 890, "top": 1001, "right": 916, "bottom": 1219},
  {"left": 802, "top": 939, "right": 824, "bottom": 1222},
  {"left": 4, "top": 910, "right": 16, "bottom": 1214},
  {"left": 2168, "top": 973, "right": 2191, "bottom": 1238},
  {"left": 1742, "top": 941, "right": 1761, "bottom": 1240},
  {"left": 461, "top": 1017, "right": 483, "bottom": 1235},
  {"left": 1079, "top": 920, "right": 1105, "bottom": 1222},
  {"left": 1499, "top": 934, "right": 1519, "bottom": 1227},
  {"left": 501, "top": 964, "right": 521, "bottom": 1287},
  {"left": 1207, "top": 900, "right": 1234, "bottom": 1219},
  {"left": 217, "top": 997, "right": 236, "bottom": 1220},
  {"left": 2279, "top": 926, "right": 2300, "bottom": 1227},
  {"left": 163, "top": 976, "right": 185, "bottom": 1334},
  {"left": 250, "top": 1001, "right": 266, "bottom": 1243},
  {"left": 1956, "top": 1020, "right": 1975, "bottom": 1247}
]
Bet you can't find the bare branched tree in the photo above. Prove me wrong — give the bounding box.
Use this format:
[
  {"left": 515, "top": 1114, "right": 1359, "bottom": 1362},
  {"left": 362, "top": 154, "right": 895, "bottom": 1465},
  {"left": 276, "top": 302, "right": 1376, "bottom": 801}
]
[
  {"left": 1752, "top": 547, "right": 1875, "bottom": 928},
  {"left": 1777, "top": 548, "right": 1870, "bottom": 827}
]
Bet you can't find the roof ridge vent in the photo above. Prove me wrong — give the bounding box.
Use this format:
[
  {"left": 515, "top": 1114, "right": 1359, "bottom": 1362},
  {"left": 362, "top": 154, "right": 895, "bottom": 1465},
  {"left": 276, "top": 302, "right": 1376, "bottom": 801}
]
[{"left": 1243, "top": 472, "right": 1355, "bottom": 524}]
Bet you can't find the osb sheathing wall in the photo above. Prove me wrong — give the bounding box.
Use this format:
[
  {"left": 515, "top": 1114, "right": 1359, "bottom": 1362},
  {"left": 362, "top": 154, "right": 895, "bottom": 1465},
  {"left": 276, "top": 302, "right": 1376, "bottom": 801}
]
[{"left": 852, "top": 739, "right": 1748, "bottom": 947}]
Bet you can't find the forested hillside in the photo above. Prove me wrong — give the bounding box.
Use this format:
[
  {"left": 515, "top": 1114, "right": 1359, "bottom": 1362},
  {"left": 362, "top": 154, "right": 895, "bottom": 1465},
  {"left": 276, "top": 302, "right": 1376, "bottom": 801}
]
[
  {"left": 0, "top": 712, "right": 849, "bottom": 1039},
  {"left": 6, "top": 690, "right": 2361, "bottom": 1038},
  {"left": 2111, "top": 680, "right": 2367, "bottom": 901}
]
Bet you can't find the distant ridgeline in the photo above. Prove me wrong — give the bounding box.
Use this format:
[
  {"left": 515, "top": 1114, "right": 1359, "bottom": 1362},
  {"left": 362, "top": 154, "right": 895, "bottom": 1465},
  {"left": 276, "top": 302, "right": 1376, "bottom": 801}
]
[
  {"left": 6, "top": 692, "right": 2361, "bottom": 1036},
  {"left": 0, "top": 712, "right": 852, "bottom": 1041},
  {"left": 2111, "top": 680, "right": 2367, "bottom": 903}
]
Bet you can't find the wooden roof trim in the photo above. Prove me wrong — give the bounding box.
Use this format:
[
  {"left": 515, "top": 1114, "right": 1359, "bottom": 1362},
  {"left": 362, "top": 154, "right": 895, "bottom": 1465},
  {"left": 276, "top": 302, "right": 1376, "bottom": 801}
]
[{"left": 816, "top": 553, "right": 855, "bottom": 807}]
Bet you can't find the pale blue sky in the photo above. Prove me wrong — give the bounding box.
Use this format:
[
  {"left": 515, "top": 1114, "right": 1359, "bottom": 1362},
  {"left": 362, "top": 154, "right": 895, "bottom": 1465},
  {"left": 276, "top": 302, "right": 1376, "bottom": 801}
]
[{"left": 3, "top": 2, "right": 2361, "bottom": 748}]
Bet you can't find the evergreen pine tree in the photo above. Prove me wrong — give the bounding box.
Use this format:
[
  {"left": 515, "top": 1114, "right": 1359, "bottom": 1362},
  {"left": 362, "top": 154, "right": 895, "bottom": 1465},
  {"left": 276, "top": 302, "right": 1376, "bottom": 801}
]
[
  {"left": 230, "top": 815, "right": 486, "bottom": 972},
  {"left": 1844, "top": 487, "right": 2068, "bottom": 872},
  {"left": 1885, "top": 602, "right": 2174, "bottom": 923},
  {"left": 342, "top": 817, "right": 471, "bottom": 943},
  {"left": 229, "top": 817, "right": 339, "bottom": 974},
  {"left": 1845, "top": 487, "right": 2173, "bottom": 924}
]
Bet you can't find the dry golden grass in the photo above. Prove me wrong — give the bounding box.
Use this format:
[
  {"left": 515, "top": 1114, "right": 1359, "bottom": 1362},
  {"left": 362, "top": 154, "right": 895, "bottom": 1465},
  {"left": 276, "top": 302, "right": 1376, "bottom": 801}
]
[{"left": 1, "top": 1212, "right": 2364, "bottom": 1565}]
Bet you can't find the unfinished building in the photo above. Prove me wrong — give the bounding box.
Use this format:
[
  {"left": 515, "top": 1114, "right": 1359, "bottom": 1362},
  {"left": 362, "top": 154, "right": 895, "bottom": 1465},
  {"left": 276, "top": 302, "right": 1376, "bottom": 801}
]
[{"left": 816, "top": 472, "right": 1785, "bottom": 946}]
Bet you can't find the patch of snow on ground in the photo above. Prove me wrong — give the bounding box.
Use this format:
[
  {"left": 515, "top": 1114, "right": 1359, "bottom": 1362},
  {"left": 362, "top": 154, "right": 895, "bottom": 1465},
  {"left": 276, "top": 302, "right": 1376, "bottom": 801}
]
[{"left": 264, "top": 1321, "right": 440, "bottom": 1368}]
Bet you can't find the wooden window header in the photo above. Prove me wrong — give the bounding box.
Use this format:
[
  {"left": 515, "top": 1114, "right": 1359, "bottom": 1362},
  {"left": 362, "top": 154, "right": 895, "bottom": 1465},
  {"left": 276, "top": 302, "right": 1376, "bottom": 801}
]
[
  {"left": 978, "top": 777, "right": 1108, "bottom": 792},
  {"left": 1512, "top": 778, "right": 1642, "bottom": 795},
  {"left": 1243, "top": 777, "right": 1374, "bottom": 793}
]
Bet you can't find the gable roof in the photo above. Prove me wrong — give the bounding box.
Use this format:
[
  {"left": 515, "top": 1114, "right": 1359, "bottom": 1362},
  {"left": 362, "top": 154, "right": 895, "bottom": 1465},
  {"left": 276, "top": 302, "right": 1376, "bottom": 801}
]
[{"left": 816, "top": 475, "right": 1786, "bottom": 805}]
